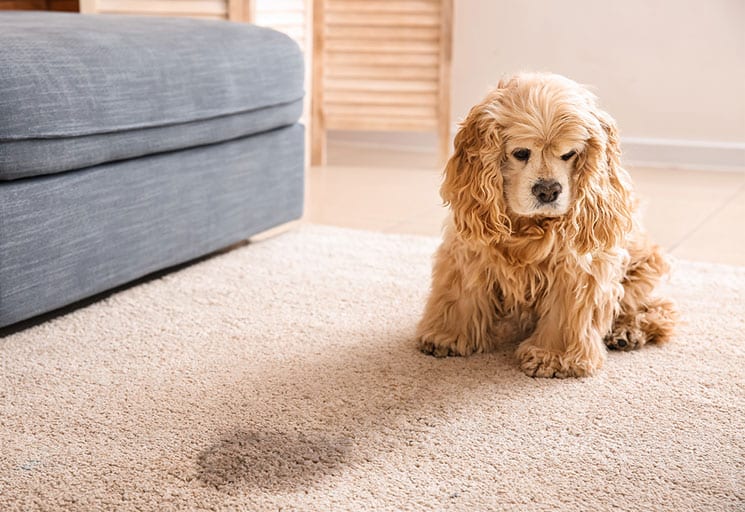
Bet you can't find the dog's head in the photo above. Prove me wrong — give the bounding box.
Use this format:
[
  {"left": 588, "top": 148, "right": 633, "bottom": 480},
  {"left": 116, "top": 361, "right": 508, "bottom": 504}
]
[{"left": 441, "top": 73, "right": 633, "bottom": 253}]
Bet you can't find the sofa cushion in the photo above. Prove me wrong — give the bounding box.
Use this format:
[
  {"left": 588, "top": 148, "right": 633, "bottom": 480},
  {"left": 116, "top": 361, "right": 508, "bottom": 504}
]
[
  {"left": 0, "top": 12, "right": 304, "bottom": 180},
  {"left": 0, "top": 124, "right": 304, "bottom": 328}
]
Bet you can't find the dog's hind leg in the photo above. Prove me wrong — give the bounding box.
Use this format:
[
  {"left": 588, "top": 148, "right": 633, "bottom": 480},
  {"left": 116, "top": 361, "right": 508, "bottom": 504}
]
[
  {"left": 605, "top": 297, "right": 677, "bottom": 350},
  {"left": 605, "top": 239, "right": 677, "bottom": 351}
]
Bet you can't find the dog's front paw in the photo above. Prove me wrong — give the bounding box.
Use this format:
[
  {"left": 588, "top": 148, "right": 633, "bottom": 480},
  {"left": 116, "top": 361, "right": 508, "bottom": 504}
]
[
  {"left": 417, "top": 336, "right": 474, "bottom": 358},
  {"left": 418, "top": 337, "right": 454, "bottom": 358},
  {"left": 604, "top": 325, "right": 645, "bottom": 351},
  {"left": 516, "top": 342, "right": 600, "bottom": 378}
]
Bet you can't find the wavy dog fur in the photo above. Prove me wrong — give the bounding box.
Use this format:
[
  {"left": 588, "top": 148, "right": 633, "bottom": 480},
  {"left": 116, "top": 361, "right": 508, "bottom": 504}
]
[{"left": 417, "top": 73, "right": 676, "bottom": 378}]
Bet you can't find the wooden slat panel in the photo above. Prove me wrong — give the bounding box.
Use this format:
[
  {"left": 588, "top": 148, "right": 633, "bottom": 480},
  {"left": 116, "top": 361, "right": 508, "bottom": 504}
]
[
  {"left": 255, "top": 9, "right": 304, "bottom": 26},
  {"left": 325, "top": 78, "right": 437, "bottom": 93},
  {"left": 254, "top": 0, "right": 308, "bottom": 51},
  {"left": 312, "top": 0, "right": 452, "bottom": 163},
  {"left": 254, "top": 0, "right": 312, "bottom": 166},
  {"left": 327, "top": 0, "right": 439, "bottom": 14},
  {"left": 175, "top": 13, "right": 224, "bottom": 19},
  {"left": 96, "top": 11, "right": 226, "bottom": 19},
  {"left": 97, "top": 0, "right": 227, "bottom": 16},
  {"left": 325, "top": 90, "right": 438, "bottom": 106},
  {"left": 326, "top": 12, "right": 439, "bottom": 27},
  {"left": 78, "top": 0, "right": 96, "bottom": 12},
  {"left": 326, "top": 39, "right": 437, "bottom": 55},
  {"left": 326, "top": 116, "right": 436, "bottom": 131},
  {"left": 326, "top": 52, "right": 440, "bottom": 67},
  {"left": 95, "top": 11, "right": 226, "bottom": 18},
  {"left": 437, "top": 0, "right": 453, "bottom": 162},
  {"left": 326, "top": 65, "right": 438, "bottom": 81},
  {"left": 325, "top": 103, "right": 437, "bottom": 119},
  {"left": 228, "top": 0, "right": 249, "bottom": 21},
  {"left": 327, "top": 25, "right": 439, "bottom": 41},
  {"left": 256, "top": 0, "right": 298, "bottom": 9},
  {"left": 311, "top": 0, "right": 326, "bottom": 165}
]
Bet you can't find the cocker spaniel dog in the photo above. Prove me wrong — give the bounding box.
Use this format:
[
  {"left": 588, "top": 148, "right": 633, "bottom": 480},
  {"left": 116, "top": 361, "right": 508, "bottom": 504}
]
[{"left": 417, "top": 73, "right": 676, "bottom": 378}]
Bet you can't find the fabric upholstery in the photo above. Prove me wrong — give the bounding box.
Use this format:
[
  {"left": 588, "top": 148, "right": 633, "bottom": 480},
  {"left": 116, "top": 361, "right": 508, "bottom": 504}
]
[
  {"left": 0, "top": 100, "right": 303, "bottom": 180},
  {"left": 0, "top": 124, "right": 304, "bottom": 328},
  {"left": 0, "top": 12, "right": 304, "bottom": 179}
]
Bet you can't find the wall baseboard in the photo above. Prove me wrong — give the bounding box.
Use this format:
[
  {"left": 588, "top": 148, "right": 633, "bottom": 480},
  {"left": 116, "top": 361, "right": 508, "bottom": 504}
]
[
  {"left": 328, "top": 131, "right": 745, "bottom": 172},
  {"left": 620, "top": 137, "right": 745, "bottom": 172}
]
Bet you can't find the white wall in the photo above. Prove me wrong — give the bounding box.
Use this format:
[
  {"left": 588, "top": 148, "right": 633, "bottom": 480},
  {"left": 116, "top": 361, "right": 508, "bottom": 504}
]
[
  {"left": 453, "top": 0, "right": 744, "bottom": 143},
  {"left": 332, "top": 0, "right": 745, "bottom": 170}
]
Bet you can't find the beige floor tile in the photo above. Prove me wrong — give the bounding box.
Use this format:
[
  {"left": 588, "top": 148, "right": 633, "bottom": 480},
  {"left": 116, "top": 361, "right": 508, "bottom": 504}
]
[
  {"left": 306, "top": 164, "right": 441, "bottom": 224},
  {"left": 327, "top": 143, "right": 439, "bottom": 170},
  {"left": 636, "top": 196, "right": 724, "bottom": 250},
  {"left": 671, "top": 186, "right": 745, "bottom": 265},
  {"left": 384, "top": 205, "right": 449, "bottom": 237},
  {"left": 628, "top": 166, "right": 745, "bottom": 251}
]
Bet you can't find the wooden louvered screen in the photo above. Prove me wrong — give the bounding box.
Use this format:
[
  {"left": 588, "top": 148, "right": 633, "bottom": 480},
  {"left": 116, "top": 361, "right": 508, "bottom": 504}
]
[
  {"left": 311, "top": 0, "right": 452, "bottom": 165},
  {"left": 78, "top": 0, "right": 251, "bottom": 21},
  {"left": 253, "top": 0, "right": 313, "bottom": 166},
  {"left": 253, "top": 0, "right": 308, "bottom": 52}
]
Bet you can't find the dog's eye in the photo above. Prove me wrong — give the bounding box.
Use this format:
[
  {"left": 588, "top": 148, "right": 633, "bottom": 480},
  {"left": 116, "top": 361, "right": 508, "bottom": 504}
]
[
  {"left": 512, "top": 148, "right": 531, "bottom": 162},
  {"left": 561, "top": 150, "right": 577, "bottom": 161}
]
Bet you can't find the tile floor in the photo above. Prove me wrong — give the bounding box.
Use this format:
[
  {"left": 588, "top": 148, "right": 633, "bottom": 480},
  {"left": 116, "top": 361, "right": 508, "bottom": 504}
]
[{"left": 304, "top": 143, "right": 745, "bottom": 266}]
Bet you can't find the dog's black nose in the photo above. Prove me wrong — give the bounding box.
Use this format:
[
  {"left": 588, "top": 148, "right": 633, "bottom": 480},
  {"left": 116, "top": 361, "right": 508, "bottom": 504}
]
[{"left": 532, "top": 180, "right": 562, "bottom": 204}]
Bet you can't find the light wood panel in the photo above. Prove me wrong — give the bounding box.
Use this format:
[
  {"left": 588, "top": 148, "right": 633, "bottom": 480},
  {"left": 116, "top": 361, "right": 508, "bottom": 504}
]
[
  {"left": 252, "top": 0, "right": 313, "bottom": 168},
  {"left": 437, "top": 0, "right": 452, "bottom": 166},
  {"left": 325, "top": 116, "right": 436, "bottom": 131},
  {"left": 253, "top": 0, "right": 309, "bottom": 51},
  {"left": 311, "top": 0, "right": 452, "bottom": 166},
  {"left": 79, "top": 0, "right": 249, "bottom": 20}
]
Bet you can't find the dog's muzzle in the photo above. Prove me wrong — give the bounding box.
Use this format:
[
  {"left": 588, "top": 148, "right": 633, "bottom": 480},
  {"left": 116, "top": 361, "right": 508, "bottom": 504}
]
[{"left": 532, "top": 179, "right": 562, "bottom": 204}]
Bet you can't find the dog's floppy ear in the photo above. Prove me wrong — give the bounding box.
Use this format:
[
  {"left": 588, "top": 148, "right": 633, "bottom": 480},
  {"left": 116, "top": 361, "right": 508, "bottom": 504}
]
[
  {"left": 441, "top": 93, "right": 511, "bottom": 245},
  {"left": 567, "top": 107, "right": 634, "bottom": 253}
]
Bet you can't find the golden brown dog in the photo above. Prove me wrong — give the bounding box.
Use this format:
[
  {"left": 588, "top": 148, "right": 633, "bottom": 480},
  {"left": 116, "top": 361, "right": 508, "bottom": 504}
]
[{"left": 417, "top": 73, "right": 676, "bottom": 378}]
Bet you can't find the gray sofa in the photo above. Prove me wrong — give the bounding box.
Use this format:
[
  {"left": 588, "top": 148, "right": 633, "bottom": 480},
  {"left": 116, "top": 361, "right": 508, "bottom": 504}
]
[{"left": 0, "top": 12, "right": 305, "bottom": 328}]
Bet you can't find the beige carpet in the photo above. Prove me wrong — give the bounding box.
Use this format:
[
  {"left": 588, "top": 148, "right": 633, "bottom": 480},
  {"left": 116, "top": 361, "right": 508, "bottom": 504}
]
[{"left": 1, "top": 225, "right": 743, "bottom": 511}]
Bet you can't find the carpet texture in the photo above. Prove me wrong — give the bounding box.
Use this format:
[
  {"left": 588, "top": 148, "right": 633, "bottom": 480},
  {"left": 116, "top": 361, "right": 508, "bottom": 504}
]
[{"left": 1, "top": 225, "right": 743, "bottom": 511}]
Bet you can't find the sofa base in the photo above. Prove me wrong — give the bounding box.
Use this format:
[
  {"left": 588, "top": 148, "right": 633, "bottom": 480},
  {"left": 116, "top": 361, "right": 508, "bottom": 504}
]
[{"left": 0, "top": 124, "right": 304, "bottom": 328}]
